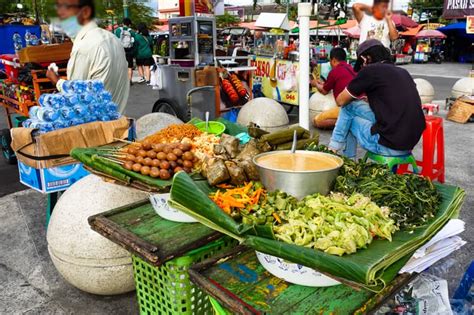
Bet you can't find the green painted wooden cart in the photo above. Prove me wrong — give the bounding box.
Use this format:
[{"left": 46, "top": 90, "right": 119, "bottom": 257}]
[{"left": 189, "top": 246, "right": 416, "bottom": 315}]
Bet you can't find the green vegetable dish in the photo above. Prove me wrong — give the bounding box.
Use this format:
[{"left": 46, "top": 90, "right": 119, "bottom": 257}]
[
  {"left": 273, "top": 192, "right": 397, "bottom": 256},
  {"left": 306, "top": 144, "right": 441, "bottom": 230}
]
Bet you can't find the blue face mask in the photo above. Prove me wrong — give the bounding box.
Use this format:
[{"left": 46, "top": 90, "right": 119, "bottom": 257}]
[{"left": 59, "top": 14, "right": 82, "bottom": 40}]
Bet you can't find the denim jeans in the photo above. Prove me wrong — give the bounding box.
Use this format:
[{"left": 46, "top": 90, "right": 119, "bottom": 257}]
[{"left": 328, "top": 100, "right": 410, "bottom": 159}]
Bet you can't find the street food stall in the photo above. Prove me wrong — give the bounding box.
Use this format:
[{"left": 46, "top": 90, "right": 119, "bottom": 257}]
[
  {"left": 414, "top": 29, "right": 447, "bottom": 64},
  {"left": 153, "top": 16, "right": 252, "bottom": 121}
]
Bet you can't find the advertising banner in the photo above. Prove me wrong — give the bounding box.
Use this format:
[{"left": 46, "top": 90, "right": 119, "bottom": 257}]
[
  {"left": 251, "top": 56, "right": 299, "bottom": 106},
  {"left": 443, "top": 0, "right": 474, "bottom": 19}
]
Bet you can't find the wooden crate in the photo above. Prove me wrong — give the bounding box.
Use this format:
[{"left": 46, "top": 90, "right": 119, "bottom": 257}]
[
  {"left": 189, "top": 246, "right": 416, "bottom": 315},
  {"left": 31, "top": 69, "right": 67, "bottom": 101},
  {"left": 88, "top": 199, "right": 222, "bottom": 265},
  {"left": 18, "top": 42, "right": 72, "bottom": 64},
  {"left": 447, "top": 97, "right": 474, "bottom": 124}
]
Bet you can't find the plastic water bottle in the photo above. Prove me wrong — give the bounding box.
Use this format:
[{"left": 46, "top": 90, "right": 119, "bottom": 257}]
[
  {"left": 50, "top": 94, "right": 67, "bottom": 108},
  {"left": 73, "top": 104, "right": 87, "bottom": 117},
  {"left": 29, "top": 106, "right": 41, "bottom": 120},
  {"left": 72, "top": 80, "right": 87, "bottom": 94},
  {"left": 13, "top": 33, "right": 23, "bottom": 52},
  {"left": 109, "top": 112, "right": 121, "bottom": 120},
  {"left": 22, "top": 119, "right": 33, "bottom": 128},
  {"left": 52, "top": 119, "right": 66, "bottom": 130},
  {"left": 70, "top": 117, "right": 84, "bottom": 126},
  {"left": 60, "top": 107, "right": 76, "bottom": 120},
  {"left": 88, "top": 80, "right": 104, "bottom": 93},
  {"left": 79, "top": 93, "right": 93, "bottom": 104},
  {"left": 41, "top": 29, "right": 50, "bottom": 45},
  {"left": 66, "top": 93, "right": 80, "bottom": 106},
  {"left": 38, "top": 94, "right": 51, "bottom": 107},
  {"left": 61, "top": 81, "right": 74, "bottom": 94},
  {"left": 99, "top": 91, "right": 112, "bottom": 102},
  {"left": 37, "top": 107, "right": 60, "bottom": 122},
  {"left": 25, "top": 30, "right": 32, "bottom": 46},
  {"left": 30, "top": 34, "right": 39, "bottom": 46},
  {"left": 39, "top": 122, "right": 54, "bottom": 133},
  {"left": 105, "top": 102, "right": 118, "bottom": 113}
]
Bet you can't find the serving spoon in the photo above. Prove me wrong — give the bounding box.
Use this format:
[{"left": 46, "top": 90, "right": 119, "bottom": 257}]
[{"left": 291, "top": 130, "right": 297, "bottom": 153}]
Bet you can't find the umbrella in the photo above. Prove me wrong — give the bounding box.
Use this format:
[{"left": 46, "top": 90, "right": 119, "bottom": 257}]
[
  {"left": 438, "top": 22, "right": 474, "bottom": 39},
  {"left": 392, "top": 14, "right": 418, "bottom": 29},
  {"left": 416, "top": 29, "right": 447, "bottom": 39},
  {"left": 343, "top": 25, "right": 360, "bottom": 38}
]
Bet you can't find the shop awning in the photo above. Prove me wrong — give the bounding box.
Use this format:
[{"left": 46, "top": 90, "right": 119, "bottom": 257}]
[
  {"left": 238, "top": 21, "right": 266, "bottom": 31},
  {"left": 343, "top": 25, "right": 360, "bottom": 38},
  {"left": 416, "top": 29, "right": 447, "bottom": 39},
  {"left": 400, "top": 25, "right": 424, "bottom": 37},
  {"left": 438, "top": 22, "right": 474, "bottom": 39},
  {"left": 255, "top": 13, "right": 291, "bottom": 31},
  {"left": 392, "top": 14, "right": 418, "bottom": 29}
]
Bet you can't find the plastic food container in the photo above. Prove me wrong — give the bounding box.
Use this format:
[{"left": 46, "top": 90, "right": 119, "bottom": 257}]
[
  {"left": 150, "top": 193, "right": 197, "bottom": 223},
  {"left": 195, "top": 121, "right": 226, "bottom": 135},
  {"left": 256, "top": 251, "right": 340, "bottom": 287}
]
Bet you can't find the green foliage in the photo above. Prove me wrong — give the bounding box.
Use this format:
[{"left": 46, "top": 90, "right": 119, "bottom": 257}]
[{"left": 215, "top": 11, "right": 240, "bottom": 28}]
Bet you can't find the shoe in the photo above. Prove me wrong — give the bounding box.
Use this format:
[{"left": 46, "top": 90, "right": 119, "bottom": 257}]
[
  {"left": 146, "top": 81, "right": 150, "bottom": 85},
  {"left": 130, "top": 81, "right": 133, "bottom": 86},
  {"left": 137, "top": 77, "right": 146, "bottom": 83}
]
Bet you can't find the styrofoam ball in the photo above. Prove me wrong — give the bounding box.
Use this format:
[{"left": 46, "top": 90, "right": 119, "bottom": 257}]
[
  {"left": 413, "top": 78, "right": 435, "bottom": 104},
  {"left": 47, "top": 175, "right": 149, "bottom": 295},
  {"left": 237, "top": 97, "right": 289, "bottom": 131},
  {"left": 451, "top": 77, "right": 474, "bottom": 98},
  {"left": 136, "top": 113, "right": 183, "bottom": 140}
]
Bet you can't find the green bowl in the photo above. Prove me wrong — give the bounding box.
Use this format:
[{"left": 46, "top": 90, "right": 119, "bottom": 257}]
[{"left": 195, "top": 121, "right": 226, "bottom": 135}]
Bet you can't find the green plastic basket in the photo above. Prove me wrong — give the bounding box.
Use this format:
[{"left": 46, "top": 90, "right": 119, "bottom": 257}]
[{"left": 132, "top": 237, "right": 236, "bottom": 315}]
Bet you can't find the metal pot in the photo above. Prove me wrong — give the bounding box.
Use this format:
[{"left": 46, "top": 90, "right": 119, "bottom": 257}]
[{"left": 253, "top": 151, "right": 343, "bottom": 199}]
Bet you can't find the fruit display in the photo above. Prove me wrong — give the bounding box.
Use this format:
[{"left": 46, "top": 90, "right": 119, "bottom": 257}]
[{"left": 120, "top": 141, "right": 195, "bottom": 180}]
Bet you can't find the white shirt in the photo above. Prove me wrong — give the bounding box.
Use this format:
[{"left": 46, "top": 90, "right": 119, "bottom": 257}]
[
  {"left": 359, "top": 13, "right": 392, "bottom": 48},
  {"left": 57, "top": 21, "right": 129, "bottom": 113}
]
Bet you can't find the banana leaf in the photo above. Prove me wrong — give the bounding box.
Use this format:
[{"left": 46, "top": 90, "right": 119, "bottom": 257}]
[
  {"left": 169, "top": 171, "right": 466, "bottom": 291},
  {"left": 244, "top": 184, "right": 465, "bottom": 292}
]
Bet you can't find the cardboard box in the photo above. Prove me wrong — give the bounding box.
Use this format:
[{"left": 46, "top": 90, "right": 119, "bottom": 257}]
[
  {"left": 11, "top": 117, "right": 129, "bottom": 168},
  {"left": 18, "top": 160, "right": 89, "bottom": 193},
  {"left": 18, "top": 42, "right": 73, "bottom": 64}
]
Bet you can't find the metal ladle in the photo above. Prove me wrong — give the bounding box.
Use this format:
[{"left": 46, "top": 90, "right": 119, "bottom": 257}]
[{"left": 290, "top": 130, "right": 297, "bottom": 153}]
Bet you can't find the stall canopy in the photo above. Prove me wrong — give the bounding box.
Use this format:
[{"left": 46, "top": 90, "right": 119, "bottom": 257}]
[
  {"left": 343, "top": 25, "right": 360, "bottom": 38},
  {"left": 400, "top": 25, "right": 424, "bottom": 37},
  {"left": 438, "top": 22, "right": 474, "bottom": 39},
  {"left": 415, "top": 29, "right": 447, "bottom": 39},
  {"left": 255, "top": 13, "right": 291, "bottom": 31},
  {"left": 392, "top": 14, "right": 419, "bottom": 29}
]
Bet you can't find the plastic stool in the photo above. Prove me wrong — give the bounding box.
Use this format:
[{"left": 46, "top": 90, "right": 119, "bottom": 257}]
[
  {"left": 416, "top": 115, "right": 445, "bottom": 183},
  {"left": 364, "top": 151, "right": 419, "bottom": 174}
]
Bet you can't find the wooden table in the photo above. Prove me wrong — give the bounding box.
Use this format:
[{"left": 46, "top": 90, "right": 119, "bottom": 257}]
[{"left": 190, "top": 246, "right": 415, "bottom": 315}]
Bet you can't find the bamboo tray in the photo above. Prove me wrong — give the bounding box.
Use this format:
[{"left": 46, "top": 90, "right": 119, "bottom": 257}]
[
  {"left": 88, "top": 199, "right": 222, "bottom": 266},
  {"left": 189, "top": 246, "right": 416, "bottom": 315}
]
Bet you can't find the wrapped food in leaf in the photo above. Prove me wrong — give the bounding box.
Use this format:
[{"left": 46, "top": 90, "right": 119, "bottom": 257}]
[
  {"left": 238, "top": 159, "right": 260, "bottom": 181},
  {"left": 236, "top": 139, "right": 261, "bottom": 161},
  {"left": 213, "top": 144, "right": 227, "bottom": 155},
  {"left": 206, "top": 158, "right": 230, "bottom": 186},
  {"left": 224, "top": 160, "right": 247, "bottom": 186},
  {"left": 220, "top": 134, "right": 240, "bottom": 158}
]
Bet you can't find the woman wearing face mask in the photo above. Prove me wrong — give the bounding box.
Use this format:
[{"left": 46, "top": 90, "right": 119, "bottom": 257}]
[
  {"left": 327, "top": 39, "right": 425, "bottom": 159},
  {"left": 46, "top": 0, "right": 129, "bottom": 113}
]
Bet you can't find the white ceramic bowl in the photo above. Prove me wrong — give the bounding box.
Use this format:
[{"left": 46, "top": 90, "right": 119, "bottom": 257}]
[
  {"left": 256, "top": 251, "right": 340, "bottom": 287},
  {"left": 149, "top": 193, "right": 197, "bottom": 223}
]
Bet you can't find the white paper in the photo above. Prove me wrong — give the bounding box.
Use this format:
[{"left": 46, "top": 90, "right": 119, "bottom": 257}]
[{"left": 414, "top": 219, "right": 465, "bottom": 258}]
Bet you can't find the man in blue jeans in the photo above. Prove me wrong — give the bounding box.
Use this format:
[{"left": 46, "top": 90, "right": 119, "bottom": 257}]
[{"left": 328, "top": 39, "right": 425, "bottom": 158}]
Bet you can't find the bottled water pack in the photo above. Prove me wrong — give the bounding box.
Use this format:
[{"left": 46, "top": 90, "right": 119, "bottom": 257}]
[{"left": 23, "top": 80, "right": 121, "bottom": 133}]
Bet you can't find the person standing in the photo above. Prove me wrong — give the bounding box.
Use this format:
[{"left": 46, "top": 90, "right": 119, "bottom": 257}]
[
  {"left": 353, "top": 0, "right": 398, "bottom": 48},
  {"left": 115, "top": 18, "right": 135, "bottom": 85},
  {"left": 46, "top": 0, "right": 129, "bottom": 113},
  {"left": 329, "top": 39, "right": 425, "bottom": 158},
  {"left": 134, "top": 23, "right": 154, "bottom": 84}
]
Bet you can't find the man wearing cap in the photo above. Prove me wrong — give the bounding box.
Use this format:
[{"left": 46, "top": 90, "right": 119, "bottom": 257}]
[{"left": 328, "top": 39, "right": 425, "bottom": 158}]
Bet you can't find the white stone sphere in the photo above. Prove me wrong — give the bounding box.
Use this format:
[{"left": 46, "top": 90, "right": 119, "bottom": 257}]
[
  {"left": 309, "top": 92, "right": 337, "bottom": 118},
  {"left": 413, "top": 78, "right": 435, "bottom": 104},
  {"left": 451, "top": 77, "right": 474, "bottom": 98},
  {"left": 47, "top": 175, "right": 149, "bottom": 295},
  {"left": 136, "top": 113, "right": 183, "bottom": 140},
  {"left": 237, "top": 97, "right": 289, "bottom": 132}
]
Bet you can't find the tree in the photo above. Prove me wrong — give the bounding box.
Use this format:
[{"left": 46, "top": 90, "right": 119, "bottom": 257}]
[{"left": 215, "top": 11, "right": 240, "bottom": 28}]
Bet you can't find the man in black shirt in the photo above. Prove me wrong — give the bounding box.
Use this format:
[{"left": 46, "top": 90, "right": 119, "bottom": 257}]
[{"left": 328, "top": 39, "right": 425, "bottom": 158}]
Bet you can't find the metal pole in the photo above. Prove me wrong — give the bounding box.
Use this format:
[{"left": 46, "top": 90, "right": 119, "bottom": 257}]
[
  {"left": 123, "top": 0, "right": 129, "bottom": 18},
  {"left": 298, "top": 2, "right": 312, "bottom": 130}
]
